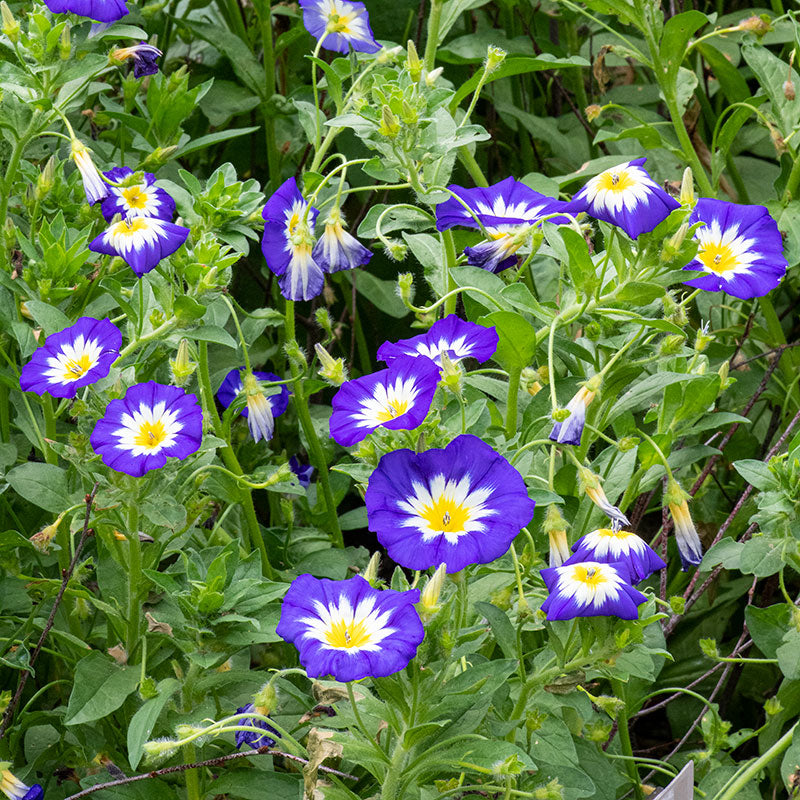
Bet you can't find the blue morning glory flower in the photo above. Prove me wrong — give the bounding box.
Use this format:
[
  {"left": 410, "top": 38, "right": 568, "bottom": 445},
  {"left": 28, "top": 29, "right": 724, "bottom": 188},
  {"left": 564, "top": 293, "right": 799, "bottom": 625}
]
[
  {"left": 312, "top": 209, "right": 372, "bottom": 273},
  {"left": 567, "top": 528, "right": 666, "bottom": 583},
  {"left": 234, "top": 703, "right": 279, "bottom": 750},
  {"left": 216, "top": 369, "right": 289, "bottom": 443},
  {"left": 549, "top": 386, "right": 596, "bottom": 446},
  {"left": 299, "top": 0, "right": 381, "bottom": 54},
  {"left": 289, "top": 456, "right": 314, "bottom": 488},
  {"left": 111, "top": 42, "right": 162, "bottom": 78},
  {"left": 45, "top": 0, "right": 128, "bottom": 22},
  {"left": 0, "top": 769, "right": 43, "bottom": 800},
  {"left": 101, "top": 167, "right": 175, "bottom": 222}
]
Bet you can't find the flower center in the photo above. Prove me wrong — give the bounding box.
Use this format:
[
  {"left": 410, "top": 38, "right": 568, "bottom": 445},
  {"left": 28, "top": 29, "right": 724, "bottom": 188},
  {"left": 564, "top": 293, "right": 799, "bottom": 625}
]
[
  {"left": 133, "top": 419, "right": 168, "bottom": 450},
  {"left": 598, "top": 169, "right": 635, "bottom": 193},
  {"left": 121, "top": 185, "right": 148, "bottom": 209},
  {"left": 571, "top": 564, "right": 608, "bottom": 589},
  {"left": 113, "top": 217, "right": 150, "bottom": 237},
  {"left": 697, "top": 240, "right": 740, "bottom": 273},
  {"left": 61, "top": 353, "right": 93, "bottom": 381},
  {"left": 420, "top": 495, "right": 470, "bottom": 533},
  {"left": 324, "top": 617, "right": 372, "bottom": 649},
  {"left": 375, "top": 397, "right": 409, "bottom": 422}
]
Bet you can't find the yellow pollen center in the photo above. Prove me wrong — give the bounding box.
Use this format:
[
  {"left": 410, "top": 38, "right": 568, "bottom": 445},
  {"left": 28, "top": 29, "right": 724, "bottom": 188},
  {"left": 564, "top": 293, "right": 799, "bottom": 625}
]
[
  {"left": 113, "top": 217, "right": 149, "bottom": 237},
  {"left": 598, "top": 169, "right": 635, "bottom": 193},
  {"left": 376, "top": 397, "right": 409, "bottom": 422},
  {"left": 324, "top": 618, "right": 372, "bottom": 649},
  {"left": 571, "top": 564, "right": 608, "bottom": 589},
  {"left": 698, "top": 240, "right": 739, "bottom": 273},
  {"left": 596, "top": 528, "right": 629, "bottom": 540},
  {"left": 62, "top": 354, "right": 92, "bottom": 381},
  {"left": 133, "top": 419, "right": 168, "bottom": 450},
  {"left": 420, "top": 495, "right": 470, "bottom": 533},
  {"left": 121, "top": 185, "right": 148, "bottom": 209}
]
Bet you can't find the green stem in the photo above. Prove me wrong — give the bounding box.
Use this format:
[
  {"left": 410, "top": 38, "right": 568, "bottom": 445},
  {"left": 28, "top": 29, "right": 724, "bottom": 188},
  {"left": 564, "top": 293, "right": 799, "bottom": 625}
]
[
  {"left": 505, "top": 367, "right": 522, "bottom": 439},
  {"left": 457, "top": 146, "right": 489, "bottom": 187},
  {"left": 0, "top": 120, "right": 37, "bottom": 243},
  {"left": 126, "top": 503, "right": 142, "bottom": 660},
  {"left": 196, "top": 342, "right": 274, "bottom": 578},
  {"left": 442, "top": 229, "right": 458, "bottom": 317},
  {"left": 182, "top": 742, "right": 202, "bottom": 800},
  {"left": 611, "top": 679, "right": 644, "bottom": 800},
  {"left": 284, "top": 301, "right": 343, "bottom": 548},
  {"left": 381, "top": 735, "right": 410, "bottom": 800},
  {"left": 782, "top": 150, "right": 800, "bottom": 205},
  {"left": 257, "top": 0, "right": 280, "bottom": 192},
  {"left": 41, "top": 396, "right": 58, "bottom": 466},
  {"left": 423, "top": 0, "right": 444, "bottom": 71}
]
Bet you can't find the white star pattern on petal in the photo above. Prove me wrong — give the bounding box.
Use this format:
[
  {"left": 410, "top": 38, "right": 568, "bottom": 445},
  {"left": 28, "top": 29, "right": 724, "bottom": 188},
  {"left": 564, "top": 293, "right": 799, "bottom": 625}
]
[{"left": 112, "top": 400, "right": 184, "bottom": 457}]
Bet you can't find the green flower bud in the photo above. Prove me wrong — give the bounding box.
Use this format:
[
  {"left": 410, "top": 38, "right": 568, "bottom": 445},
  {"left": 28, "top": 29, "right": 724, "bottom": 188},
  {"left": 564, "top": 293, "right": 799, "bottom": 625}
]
[
  {"left": 617, "top": 436, "right": 639, "bottom": 452},
  {"left": 406, "top": 40, "right": 422, "bottom": 81},
  {"left": 169, "top": 339, "right": 197, "bottom": 386},
  {"left": 659, "top": 334, "right": 685, "bottom": 356},
  {"left": 378, "top": 105, "right": 400, "bottom": 137},
  {"left": 314, "top": 343, "right": 347, "bottom": 386},
  {"left": 397, "top": 272, "right": 414, "bottom": 304},
  {"left": 486, "top": 45, "right": 507, "bottom": 72},
  {"left": 585, "top": 718, "right": 613, "bottom": 743},
  {"left": 1, "top": 2, "right": 19, "bottom": 42},
  {"left": 764, "top": 696, "right": 783, "bottom": 716},
  {"left": 699, "top": 637, "right": 719, "bottom": 659},
  {"left": 361, "top": 551, "right": 382, "bottom": 587},
  {"left": 669, "top": 595, "right": 686, "bottom": 615},
  {"left": 59, "top": 24, "right": 71, "bottom": 60}
]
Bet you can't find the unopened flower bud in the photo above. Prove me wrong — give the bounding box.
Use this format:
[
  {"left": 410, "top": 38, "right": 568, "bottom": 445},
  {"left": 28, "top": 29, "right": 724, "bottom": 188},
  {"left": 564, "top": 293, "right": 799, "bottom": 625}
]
[
  {"left": 486, "top": 45, "right": 506, "bottom": 72},
  {"left": 617, "top": 436, "right": 639, "bottom": 452},
  {"left": 361, "top": 551, "right": 382, "bottom": 586},
  {"left": 662, "top": 222, "right": 689, "bottom": 261},
  {"left": 699, "top": 637, "right": 718, "bottom": 659},
  {"left": 738, "top": 15, "right": 771, "bottom": 37},
  {"left": 314, "top": 342, "right": 347, "bottom": 386},
  {"left": 377, "top": 44, "right": 402, "bottom": 64},
  {"left": 397, "top": 272, "right": 414, "bottom": 304},
  {"left": 439, "top": 351, "right": 462, "bottom": 395},
  {"left": 284, "top": 339, "right": 307, "bottom": 371},
  {"left": 142, "top": 738, "right": 178, "bottom": 762},
  {"left": 315, "top": 307, "right": 334, "bottom": 340},
  {"left": 169, "top": 339, "right": 196, "bottom": 386},
  {"left": 401, "top": 100, "right": 418, "bottom": 125},
  {"left": 679, "top": 166, "right": 694, "bottom": 207},
  {"left": 386, "top": 238, "right": 408, "bottom": 261},
  {"left": 544, "top": 505, "right": 570, "bottom": 567},
  {"left": 585, "top": 718, "right": 613, "bottom": 743},
  {"left": 59, "top": 24, "right": 71, "bottom": 60},
  {"left": 420, "top": 563, "right": 447, "bottom": 614},
  {"left": 585, "top": 104, "right": 603, "bottom": 122},
  {"left": 1, "top": 2, "right": 19, "bottom": 42},
  {"left": 35, "top": 156, "right": 56, "bottom": 201},
  {"left": 253, "top": 683, "right": 278, "bottom": 714},
  {"left": 764, "top": 696, "right": 783, "bottom": 716},
  {"left": 659, "top": 334, "right": 685, "bottom": 356},
  {"left": 379, "top": 105, "right": 400, "bottom": 137},
  {"left": 406, "top": 40, "right": 422, "bottom": 81},
  {"left": 785, "top": 79, "right": 796, "bottom": 101},
  {"left": 425, "top": 66, "right": 443, "bottom": 86},
  {"left": 141, "top": 145, "right": 179, "bottom": 171},
  {"left": 662, "top": 292, "right": 688, "bottom": 327},
  {"left": 695, "top": 320, "right": 713, "bottom": 352}
]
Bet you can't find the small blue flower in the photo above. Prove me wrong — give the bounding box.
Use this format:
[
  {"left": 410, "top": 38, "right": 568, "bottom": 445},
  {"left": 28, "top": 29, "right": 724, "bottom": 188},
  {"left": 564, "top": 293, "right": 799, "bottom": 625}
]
[
  {"left": 567, "top": 528, "right": 666, "bottom": 583},
  {"left": 0, "top": 769, "right": 43, "bottom": 800},
  {"left": 568, "top": 157, "right": 679, "bottom": 239},
  {"left": 290, "top": 456, "right": 314, "bottom": 488},
  {"left": 261, "top": 178, "right": 324, "bottom": 301},
  {"left": 45, "top": 0, "right": 128, "bottom": 22},
  {"left": 216, "top": 369, "right": 289, "bottom": 443},
  {"left": 312, "top": 209, "right": 372, "bottom": 273},
  {"left": 101, "top": 167, "right": 175, "bottom": 222},
  {"left": 549, "top": 386, "right": 596, "bottom": 446},
  {"left": 682, "top": 198, "right": 788, "bottom": 299},
  {"left": 299, "top": 0, "right": 381, "bottom": 54},
  {"left": 111, "top": 42, "right": 162, "bottom": 78},
  {"left": 234, "top": 703, "right": 279, "bottom": 750},
  {"left": 71, "top": 141, "right": 109, "bottom": 206},
  {"left": 540, "top": 561, "right": 648, "bottom": 621}
]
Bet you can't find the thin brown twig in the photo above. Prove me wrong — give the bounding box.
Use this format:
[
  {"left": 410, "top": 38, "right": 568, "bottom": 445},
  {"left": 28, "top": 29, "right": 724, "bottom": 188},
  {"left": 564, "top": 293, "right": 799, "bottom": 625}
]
[
  {"left": 63, "top": 747, "right": 357, "bottom": 800},
  {"left": 0, "top": 483, "right": 99, "bottom": 740}
]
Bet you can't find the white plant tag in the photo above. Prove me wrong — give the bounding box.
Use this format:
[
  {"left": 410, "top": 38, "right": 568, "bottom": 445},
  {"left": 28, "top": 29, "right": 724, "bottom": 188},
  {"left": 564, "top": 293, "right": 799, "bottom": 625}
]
[{"left": 653, "top": 761, "right": 694, "bottom": 800}]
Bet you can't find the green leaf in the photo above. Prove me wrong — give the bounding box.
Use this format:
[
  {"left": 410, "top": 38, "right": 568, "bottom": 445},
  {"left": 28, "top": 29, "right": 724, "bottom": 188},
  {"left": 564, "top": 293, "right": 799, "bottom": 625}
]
[
  {"left": 190, "top": 325, "right": 239, "bottom": 349},
  {"left": 65, "top": 651, "right": 141, "bottom": 725},
  {"left": 559, "top": 227, "right": 598, "bottom": 296},
  {"left": 451, "top": 55, "right": 590, "bottom": 110},
  {"left": 24, "top": 300, "right": 70, "bottom": 336},
  {"left": 776, "top": 629, "right": 800, "bottom": 680},
  {"left": 499, "top": 283, "right": 556, "bottom": 323},
  {"left": 733, "top": 459, "right": 777, "bottom": 491},
  {"left": 474, "top": 601, "right": 517, "bottom": 659},
  {"left": 697, "top": 43, "right": 750, "bottom": 103},
  {"left": 350, "top": 271, "right": 409, "bottom": 319},
  {"left": 659, "top": 11, "right": 708, "bottom": 80},
  {"left": 701, "top": 538, "right": 742, "bottom": 571},
  {"left": 614, "top": 281, "right": 665, "bottom": 305},
  {"left": 211, "top": 772, "right": 302, "bottom": 800},
  {"left": 127, "top": 678, "right": 179, "bottom": 770},
  {"left": 477, "top": 311, "right": 537, "bottom": 371},
  {"left": 745, "top": 604, "right": 790, "bottom": 660},
  {"left": 742, "top": 43, "right": 800, "bottom": 134},
  {"left": 174, "top": 296, "right": 206, "bottom": 323},
  {"left": 739, "top": 534, "right": 785, "bottom": 577},
  {"left": 173, "top": 127, "right": 260, "bottom": 159},
  {"left": 5, "top": 462, "right": 78, "bottom": 513}
]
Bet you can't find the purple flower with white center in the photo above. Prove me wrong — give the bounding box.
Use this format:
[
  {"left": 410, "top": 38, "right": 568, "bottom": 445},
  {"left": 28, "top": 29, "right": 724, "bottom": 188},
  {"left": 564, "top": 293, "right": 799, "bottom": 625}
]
[
  {"left": 276, "top": 574, "right": 424, "bottom": 682},
  {"left": 71, "top": 141, "right": 108, "bottom": 205},
  {"left": 89, "top": 216, "right": 190, "bottom": 276},
  {"left": 0, "top": 770, "right": 43, "bottom": 800},
  {"left": 329, "top": 356, "right": 440, "bottom": 447},
  {"left": 568, "top": 157, "right": 679, "bottom": 239},
  {"left": 111, "top": 42, "right": 162, "bottom": 78},
  {"left": 101, "top": 167, "right": 175, "bottom": 222},
  {"left": 669, "top": 498, "right": 703, "bottom": 571},
  {"left": 299, "top": 0, "right": 380, "bottom": 53},
  {"left": 365, "top": 434, "right": 535, "bottom": 573},
  {"left": 216, "top": 369, "right": 289, "bottom": 443},
  {"left": 234, "top": 703, "right": 279, "bottom": 750},
  {"left": 435, "top": 177, "right": 573, "bottom": 272},
  {"left": 567, "top": 528, "right": 666, "bottom": 583},
  {"left": 549, "top": 386, "right": 596, "bottom": 446},
  {"left": 19, "top": 317, "right": 121, "bottom": 399},
  {"left": 539, "top": 561, "right": 648, "bottom": 621},
  {"left": 682, "top": 198, "right": 788, "bottom": 299},
  {"left": 290, "top": 456, "right": 314, "bottom": 488},
  {"left": 262, "top": 177, "right": 324, "bottom": 301},
  {"left": 90, "top": 381, "right": 203, "bottom": 477},
  {"left": 377, "top": 315, "right": 499, "bottom": 367},
  {"left": 312, "top": 209, "right": 372, "bottom": 273},
  {"left": 45, "top": 0, "right": 128, "bottom": 22}
]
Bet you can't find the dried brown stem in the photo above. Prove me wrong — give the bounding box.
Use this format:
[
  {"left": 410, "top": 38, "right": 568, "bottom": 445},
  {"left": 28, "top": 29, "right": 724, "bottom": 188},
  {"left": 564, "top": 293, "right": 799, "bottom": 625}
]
[{"left": 0, "top": 483, "right": 99, "bottom": 740}]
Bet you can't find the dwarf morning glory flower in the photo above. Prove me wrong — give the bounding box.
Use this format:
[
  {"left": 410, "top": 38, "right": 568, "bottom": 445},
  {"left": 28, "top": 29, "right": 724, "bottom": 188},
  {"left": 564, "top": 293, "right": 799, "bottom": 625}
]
[
  {"left": 569, "top": 158, "right": 679, "bottom": 239},
  {"left": 669, "top": 498, "right": 703, "bottom": 570},
  {"left": 436, "top": 177, "right": 572, "bottom": 272},
  {"left": 377, "top": 315, "right": 499, "bottom": 367},
  {"left": 110, "top": 42, "right": 162, "bottom": 78},
  {"left": 290, "top": 456, "right": 314, "bottom": 488},
  {"left": 71, "top": 140, "right": 109, "bottom": 205},
  {"left": 217, "top": 369, "right": 289, "bottom": 443},
  {"left": 0, "top": 770, "right": 43, "bottom": 800},
  {"left": 312, "top": 209, "right": 372, "bottom": 273},
  {"left": 579, "top": 467, "right": 630, "bottom": 528},
  {"left": 276, "top": 574, "right": 424, "bottom": 682},
  {"left": 299, "top": 0, "right": 380, "bottom": 54},
  {"left": 682, "top": 198, "right": 788, "bottom": 299},
  {"left": 19, "top": 317, "right": 121, "bottom": 399},
  {"left": 45, "top": 0, "right": 128, "bottom": 22},
  {"left": 262, "top": 177, "right": 324, "bottom": 301},
  {"left": 329, "top": 356, "right": 440, "bottom": 447},
  {"left": 89, "top": 216, "right": 190, "bottom": 276},
  {"left": 234, "top": 703, "right": 279, "bottom": 750},
  {"left": 365, "top": 434, "right": 535, "bottom": 573},
  {"left": 90, "top": 381, "right": 203, "bottom": 477},
  {"left": 101, "top": 167, "right": 175, "bottom": 222},
  {"left": 540, "top": 561, "right": 648, "bottom": 621},
  {"left": 549, "top": 386, "right": 596, "bottom": 446},
  {"left": 568, "top": 528, "right": 666, "bottom": 583}
]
